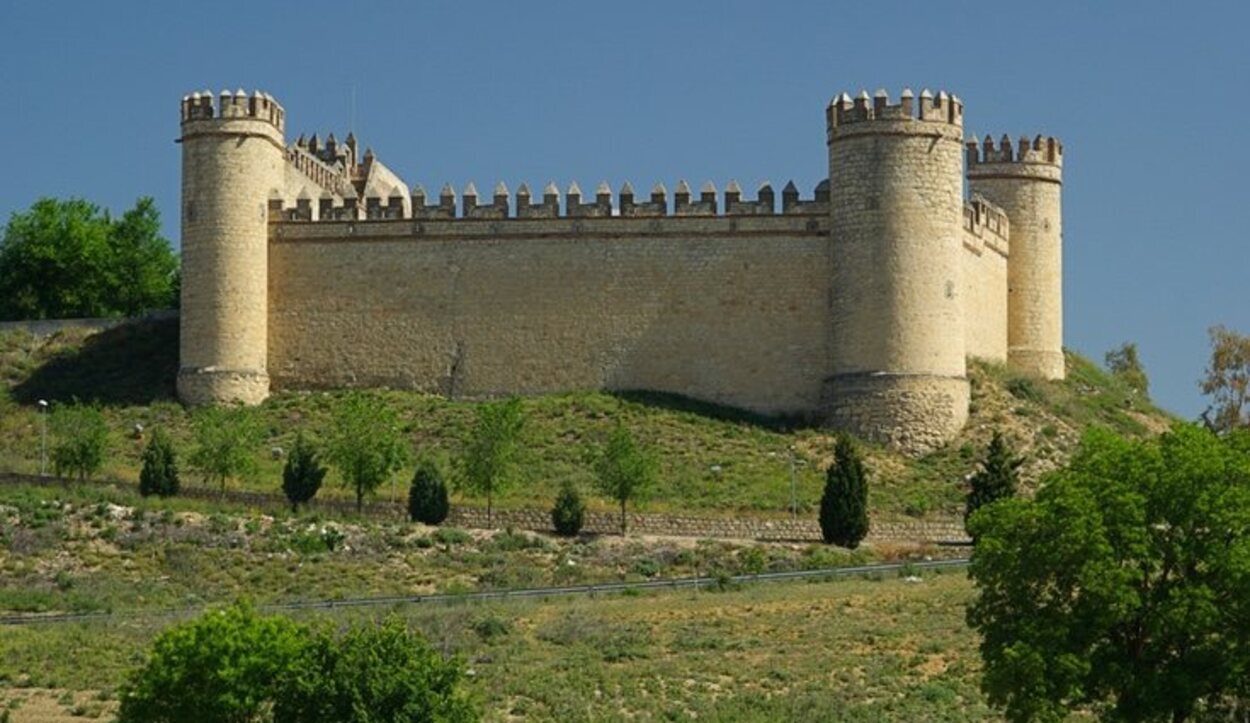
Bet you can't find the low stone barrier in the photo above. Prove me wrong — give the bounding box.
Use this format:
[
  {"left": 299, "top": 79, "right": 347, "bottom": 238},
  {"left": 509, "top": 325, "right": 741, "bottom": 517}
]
[{"left": 0, "top": 471, "right": 970, "bottom": 545}]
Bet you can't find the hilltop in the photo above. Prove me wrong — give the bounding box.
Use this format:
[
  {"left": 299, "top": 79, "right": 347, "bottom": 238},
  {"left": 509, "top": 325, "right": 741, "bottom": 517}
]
[{"left": 0, "top": 317, "right": 1175, "bottom": 520}]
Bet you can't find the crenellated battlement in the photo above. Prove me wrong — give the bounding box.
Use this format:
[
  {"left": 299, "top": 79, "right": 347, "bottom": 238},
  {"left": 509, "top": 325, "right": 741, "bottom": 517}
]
[
  {"left": 181, "top": 89, "right": 285, "bottom": 133},
  {"left": 966, "top": 134, "right": 1062, "bottom": 167},
  {"left": 826, "top": 88, "right": 963, "bottom": 138},
  {"left": 962, "top": 197, "right": 1010, "bottom": 256},
  {"left": 276, "top": 178, "right": 829, "bottom": 223},
  {"left": 181, "top": 84, "right": 1065, "bottom": 455}
]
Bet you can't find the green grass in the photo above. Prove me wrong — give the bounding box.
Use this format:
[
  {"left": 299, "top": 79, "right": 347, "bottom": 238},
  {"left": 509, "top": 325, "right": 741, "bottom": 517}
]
[
  {"left": 0, "top": 481, "right": 910, "bottom": 616},
  {"left": 0, "top": 322, "right": 1177, "bottom": 522},
  {"left": 0, "top": 571, "right": 995, "bottom": 721}
]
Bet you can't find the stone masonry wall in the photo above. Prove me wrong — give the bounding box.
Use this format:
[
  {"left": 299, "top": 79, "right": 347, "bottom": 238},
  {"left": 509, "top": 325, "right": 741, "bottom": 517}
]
[{"left": 268, "top": 214, "right": 832, "bottom": 416}]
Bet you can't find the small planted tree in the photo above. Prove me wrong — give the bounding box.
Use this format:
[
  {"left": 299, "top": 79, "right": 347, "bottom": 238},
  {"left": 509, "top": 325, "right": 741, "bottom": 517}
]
[
  {"left": 138, "top": 428, "right": 179, "bottom": 497},
  {"left": 964, "top": 431, "right": 1022, "bottom": 540},
  {"left": 408, "top": 456, "right": 450, "bottom": 525},
  {"left": 49, "top": 402, "right": 109, "bottom": 481},
  {"left": 326, "top": 393, "right": 409, "bottom": 514},
  {"left": 188, "top": 406, "right": 261, "bottom": 496},
  {"left": 593, "top": 423, "right": 657, "bottom": 535},
  {"left": 551, "top": 481, "right": 586, "bottom": 537},
  {"left": 460, "top": 397, "right": 525, "bottom": 526},
  {"left": 819, "top": 436, "right": 869, "bottom": 548},
  {"left": 282, "top": 432, "right": 326, "bottom": 512}
]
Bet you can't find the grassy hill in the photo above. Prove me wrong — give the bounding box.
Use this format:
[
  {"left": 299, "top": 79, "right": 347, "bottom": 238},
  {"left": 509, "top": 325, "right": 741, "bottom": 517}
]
[{"left": 0, "top": 318, "right": 1176, "bottom": 519}]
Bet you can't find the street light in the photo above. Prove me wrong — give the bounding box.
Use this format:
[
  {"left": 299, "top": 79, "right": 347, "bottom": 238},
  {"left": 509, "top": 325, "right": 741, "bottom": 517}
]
[
  {"left": 37, "top": 399, "right": 49, "bottom": 476},
  {"left": 788, "top": 445, "right": 798, "bottom": 521}
]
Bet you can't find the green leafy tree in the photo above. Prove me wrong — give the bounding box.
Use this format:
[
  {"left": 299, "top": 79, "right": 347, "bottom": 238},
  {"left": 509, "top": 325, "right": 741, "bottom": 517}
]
[
  {"left": 0, "top": 197, "right": 177, "bottom": 320},
  {"left": 138, "top": 428, "right": 179, "bottom": 497},
  {"left": 1105, "top": 341, "right": 1149, "bottom": 398},
  {"left": 592, "top": 424, "right": 657, "bottom": 535},
  {"left": 108, "top": 197, "right": 180, "bottom": 316},
  {"left": 326, "top": 393, "right": 409, "bottom": 513},
  {"left": 819, "top": 436, "right": 869, "bottom": 548},
  {"left": 282, "top": 432, "right": 326, "bottom": 512},
  {"left": 188, "top": 406, "right": 261, "bottom": 496},
  {"left": 551, "top": 481, "right": 586, "bottom": 537},
  {"left": 116, "top": 601, "right": 312, "bottom": 723},
  {"left": 968, "top": 425, "right": 1250, "bottom": 723},
  {"left": 408, "top": 456, "right": 451, "bottom": 525},
  {"left": 272, "top": 617, "right": 478, "bottom": 723},
  {"left": 964, "top": 431, "right": 1021, "bottom": 540},
  {"left": 49, "top": 402, "right": 109, "bottom": 481},
  {"left": 1201, "top": 325, "right": 1250, "bottom": 432},
  {"left": 459, "top": 397, "right": 525, "bottom": 526}
]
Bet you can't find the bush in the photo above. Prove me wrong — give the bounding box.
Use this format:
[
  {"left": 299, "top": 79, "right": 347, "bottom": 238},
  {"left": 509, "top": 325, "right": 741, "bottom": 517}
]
[
  {"left": 272, "top": 617, "right": 477, "bottom": 722},
  {"left": 819, "top": 436, "right": 869, "bottom": 549},
  {"left": 282, "top": 432, "right": 326, "bottom": 512},
  {"left": 116, "top": 601, "right": 311, "bottom": 723},
  {"left": 551, "top": 481, "right": 585, "bottom": 537},
  {"left": 408, "top": 457, "right": 450, "bottom": 525},
  {"left": 137, "top": 429, "right": 179, "bottom": 498},
  {"left": 117, "top": 603, "right": 477, "bottom": 723},
  {"left": 49, "top": 402, "right": 109, "bottom": 480}
]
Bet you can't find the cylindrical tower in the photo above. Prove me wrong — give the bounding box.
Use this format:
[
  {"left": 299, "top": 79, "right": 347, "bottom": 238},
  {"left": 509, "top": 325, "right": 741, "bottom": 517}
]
[
  {"left": 177, "top": 89, "right": 285, "bottom": 405},
  {"left": 967, "top": 134, "right": 1064, "bottom": 380},
  {"left": 825, "top": 88, "right": 969, "bottom": 453}
]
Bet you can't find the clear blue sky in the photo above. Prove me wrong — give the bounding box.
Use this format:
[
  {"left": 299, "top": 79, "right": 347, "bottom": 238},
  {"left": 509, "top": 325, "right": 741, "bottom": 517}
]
[{"left": 1, "top": 1, "right": 1245, "bottom": 419}]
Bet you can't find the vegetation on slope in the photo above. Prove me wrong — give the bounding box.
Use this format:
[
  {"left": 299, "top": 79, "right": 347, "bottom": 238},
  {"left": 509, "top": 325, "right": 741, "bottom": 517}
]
[{"left": 0, "top": 318, "right": 1174, "bottom": 520}]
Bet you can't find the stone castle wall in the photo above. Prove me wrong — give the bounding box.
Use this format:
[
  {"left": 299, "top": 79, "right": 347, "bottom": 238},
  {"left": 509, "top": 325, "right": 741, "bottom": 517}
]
[
  {"left": 178, "top": 87, "right": 1062, "bottom": 453},
  {"left": 268, "top": 214, "right": 832, "bottom": 416}
]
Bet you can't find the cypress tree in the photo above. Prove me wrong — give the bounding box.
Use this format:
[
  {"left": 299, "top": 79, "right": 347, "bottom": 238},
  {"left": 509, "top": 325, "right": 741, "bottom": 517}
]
[
  {"left": 551, "top": 481, "right": 586, "bottom": 537},
  {"left": 819, "top": 436, "right": 869, "bottom": 548},
  {"left": 282, "top": 432, "right": 326, "bottom": 512},
  {"left": 408, "top": 457, "right": 450, "bottom": 525},
  {"left": 965, "top": 431, "right": 1022, "bottom": 539},
  {"left": 138, "top": 428, "right": 180, "bottom": 498}
]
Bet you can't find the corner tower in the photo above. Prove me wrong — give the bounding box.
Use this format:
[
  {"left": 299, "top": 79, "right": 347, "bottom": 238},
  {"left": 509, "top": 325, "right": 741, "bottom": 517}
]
[
  {"left": 825, "top": 89, "right": 969, "bottom": 453},
  {"left": 177, "top": 89, "right": 285, "bottom": 405},
  {"left": 967, "top": 135, "right": 1064, "bottom": 379}
]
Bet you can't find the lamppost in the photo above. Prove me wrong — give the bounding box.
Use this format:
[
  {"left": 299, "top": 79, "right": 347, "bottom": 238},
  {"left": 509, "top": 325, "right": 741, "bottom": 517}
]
[
  {"left": 770, "top": 447, "right": 801, "bottom": 521},
  {"left": 37, "top": 399, "right": 49, "bottom": 476},
  {"left": 788, "top": 445, "right": 798, "bottom": 521}
]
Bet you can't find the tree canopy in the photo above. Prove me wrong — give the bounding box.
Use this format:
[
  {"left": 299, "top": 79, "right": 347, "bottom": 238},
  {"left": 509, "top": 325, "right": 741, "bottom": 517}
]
[
  {"left": 968, "top": 425, "right": 1250, "bottom": 722},
  {"left": 592, "top": 423, "right": 657, "bottom": 535},
  {"left": 1201, "top": 325, "right": 1250, "bottom": 432},
  {"left": 326, "top": 393, "right": 410, "bottom": 513},
  {"left": 459, "top": 397, "right": 525, "bottom": 525},
  {"left": 0, "top": 197, "right": 178, "bottom": 320}
]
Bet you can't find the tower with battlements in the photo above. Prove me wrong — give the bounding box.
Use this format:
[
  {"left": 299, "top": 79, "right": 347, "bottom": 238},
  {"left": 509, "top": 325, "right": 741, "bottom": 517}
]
[
  {"left": 178, "top": 89, "right": 285, "bottom": 404},
  {"left": 177, "top": 85, "right": 1064, "bottom": 454}
]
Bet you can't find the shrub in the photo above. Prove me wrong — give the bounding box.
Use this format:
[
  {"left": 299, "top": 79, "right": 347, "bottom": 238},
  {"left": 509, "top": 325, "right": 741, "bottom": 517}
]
[
  {"left": 551, "top": 481, "right": 585, "bottom": 537},
  {"left": 138, "top": 428, "right": 179, "bottom": 498},
  {"left": 49, "top": 402, "right": 109, "bottom": 481},
  {"left": 1105, "top": 341, "right": 1149, "bottom": 398},
  {"left": 271, "top": 617, "right": 477, "bottom": 722},
  {"left": 116, "top": 601, "right": 311, "bottom": 723},
  {"left": 408, "top": 456, "right": 450, "bottom": 525},
  {"left": 819, "top": 436, "right": 869, "bottom": 549},
  {"left": 282, "top": 432, "right": 326, "bottom": 512}
]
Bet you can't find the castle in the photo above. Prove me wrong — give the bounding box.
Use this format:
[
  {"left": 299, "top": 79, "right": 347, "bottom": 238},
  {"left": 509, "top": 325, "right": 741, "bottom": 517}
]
[{"left": 177, "top": 87, "right": 1063, "bottom": 453}]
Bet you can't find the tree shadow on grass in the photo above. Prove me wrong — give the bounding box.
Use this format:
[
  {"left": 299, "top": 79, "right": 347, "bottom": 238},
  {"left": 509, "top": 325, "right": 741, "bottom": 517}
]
[
  {"left": 607, "top": 389, "right": 814, "bottom": 433},
  {"left": 12, "top": 317, "right": 178, "bottom": 406}
]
